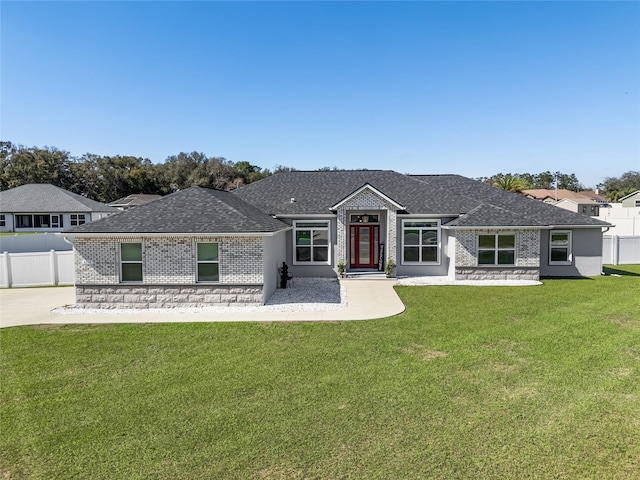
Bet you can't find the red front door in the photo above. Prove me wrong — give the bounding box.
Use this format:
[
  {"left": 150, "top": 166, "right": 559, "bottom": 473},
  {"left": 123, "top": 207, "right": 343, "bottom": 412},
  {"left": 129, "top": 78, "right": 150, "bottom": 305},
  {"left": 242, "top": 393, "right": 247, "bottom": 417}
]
[{"left": 350, "top": 225, "right": 379, "bottom": 268}]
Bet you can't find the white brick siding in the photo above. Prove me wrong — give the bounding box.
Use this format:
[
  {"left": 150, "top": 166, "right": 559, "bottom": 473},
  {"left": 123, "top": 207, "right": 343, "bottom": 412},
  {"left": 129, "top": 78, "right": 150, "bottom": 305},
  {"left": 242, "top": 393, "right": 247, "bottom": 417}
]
[
  {"left": 336, "top": 189, "right": 398, "bottom": 268},
  {"left": 454, "top": 229, "right": 541, "bottom": 280},
  {"left": 73, "top": 235, "right": 265, "bottom": 307}
]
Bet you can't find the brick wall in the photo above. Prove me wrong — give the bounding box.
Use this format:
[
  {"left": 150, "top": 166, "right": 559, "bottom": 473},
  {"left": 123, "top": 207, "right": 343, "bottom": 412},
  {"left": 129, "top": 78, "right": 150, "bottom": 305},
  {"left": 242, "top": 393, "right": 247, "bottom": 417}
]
[
  {"left": 454, "top": 229, "right": 541, "bottom": 280},
  {"left": 73, "top": 235, "right": 265, "bottom": 307},
  {"left": 336, "top": 189, "right": 398, "bottom": 268}
]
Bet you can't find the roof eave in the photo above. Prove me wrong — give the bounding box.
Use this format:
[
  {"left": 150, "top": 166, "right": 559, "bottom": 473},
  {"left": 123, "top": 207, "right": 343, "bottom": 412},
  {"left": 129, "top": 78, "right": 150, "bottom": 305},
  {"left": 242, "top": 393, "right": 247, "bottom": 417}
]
[{"left": 60, "top": 226, "right": 292, "bottom": 238}]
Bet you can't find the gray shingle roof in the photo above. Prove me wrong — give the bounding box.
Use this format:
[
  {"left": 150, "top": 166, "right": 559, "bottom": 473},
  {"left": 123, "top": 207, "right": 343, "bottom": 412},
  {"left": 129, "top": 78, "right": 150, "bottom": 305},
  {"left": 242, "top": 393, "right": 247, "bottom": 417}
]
[
  {"left": 66, "top": 186, "right": 290, "bottom": 234},
  {"left": 0, "top": 184, "right": 118, "bottom": 213},
  {"left": 233, "top": 171, "right": 609, "bottom": 227}
]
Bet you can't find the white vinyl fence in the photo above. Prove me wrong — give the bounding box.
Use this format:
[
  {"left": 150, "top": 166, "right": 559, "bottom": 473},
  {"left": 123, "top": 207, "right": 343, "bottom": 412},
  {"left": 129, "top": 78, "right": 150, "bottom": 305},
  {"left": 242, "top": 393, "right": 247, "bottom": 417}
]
[
  {"left": 0, "top": 250, "right": 75, "bottom": 288},
  {"left": 603, "top": 235, "right": 640, "bottom": 265},
  {"left": 0, "top": 233, "right": 72, "bottom": 253}
]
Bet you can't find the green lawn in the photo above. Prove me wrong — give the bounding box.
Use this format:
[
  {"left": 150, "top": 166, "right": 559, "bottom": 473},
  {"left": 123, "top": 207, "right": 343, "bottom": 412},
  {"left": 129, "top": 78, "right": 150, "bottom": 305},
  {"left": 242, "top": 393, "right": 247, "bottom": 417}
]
[{"left": 2, "top": 266, "right": 639, "bottom": 479}]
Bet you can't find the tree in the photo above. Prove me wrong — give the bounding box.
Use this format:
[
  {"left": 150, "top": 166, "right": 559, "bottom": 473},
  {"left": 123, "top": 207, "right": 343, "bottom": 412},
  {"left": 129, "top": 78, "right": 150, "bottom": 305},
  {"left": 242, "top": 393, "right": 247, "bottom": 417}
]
[
  {"left": 490, "top": 173, "right": 528, "bottom": 193},
  {"left": 599, "top": 171, "right": 640, "bottom": 201}
]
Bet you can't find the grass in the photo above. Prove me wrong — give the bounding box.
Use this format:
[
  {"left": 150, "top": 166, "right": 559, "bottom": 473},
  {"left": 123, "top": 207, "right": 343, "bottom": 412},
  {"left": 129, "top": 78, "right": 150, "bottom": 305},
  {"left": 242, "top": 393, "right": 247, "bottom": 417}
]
[{"left": 2, "top": 265, "right": 639, "bottom": 479}]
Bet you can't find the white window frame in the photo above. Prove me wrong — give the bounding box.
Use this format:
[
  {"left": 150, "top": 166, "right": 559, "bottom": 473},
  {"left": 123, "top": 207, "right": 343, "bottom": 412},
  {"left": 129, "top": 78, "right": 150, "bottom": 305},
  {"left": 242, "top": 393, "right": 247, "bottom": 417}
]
[
  {"left": 71, "top": 214, "right": 86, "bottom": 226},
  {"left": 293, "top": 220, "right": 331, "bottom": 265},
  {"left": 549, "top": 230, "right": 572, "bottom": 265},
  {"left": 120, "top": 242, "right": 143, "bottom": 283},
  {"left": 401, "top": 219, "right": 441, "bottom": 265},
  {"left": 477, "top": 233, "right": 516, "bottom": 266},
  {"left": 196, "top": 242, "right": 220, "bottom": 283}
]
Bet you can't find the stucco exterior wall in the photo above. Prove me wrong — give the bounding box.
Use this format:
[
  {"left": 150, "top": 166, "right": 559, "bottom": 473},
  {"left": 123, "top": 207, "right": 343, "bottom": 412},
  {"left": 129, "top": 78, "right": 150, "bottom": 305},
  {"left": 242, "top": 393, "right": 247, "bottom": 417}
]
[
  {"left": 539, "top": 228, "right": 604, "bottom": 277},
  {"left": 454, "top": 228, "right": 541, "bottom": 280},
  {"left": 263, "top": 230, "right": 287, "bottom": 301}
]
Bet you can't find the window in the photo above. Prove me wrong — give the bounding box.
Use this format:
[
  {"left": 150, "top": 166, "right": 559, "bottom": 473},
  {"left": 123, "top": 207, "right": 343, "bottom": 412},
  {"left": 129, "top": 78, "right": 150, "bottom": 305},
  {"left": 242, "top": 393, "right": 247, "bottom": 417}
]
[
  {"left": 34, "top": 215, "right": 51, "bottom": 228},
  {"left": 635, "top": 199, "right": 640, "bottom": 207},
  {"left": 120, "top": 243, "right": 143, "bottom": 282},
  {"left": 402, "top": 220, "right": 440, "bottom": 263},
  {"left": 51, "top": 215, "right": 62, "bottom": 228},
  {"left": 16, "top": 215, "right": 32, "bottom": 228},
  {"left": 197, "top": 243, "right": 219, "bottom": 282},
  {"left": 71, "top": 214, "right": 86, "bottom": 226},
  {"left": 0, "top": 215, "right": 5, "bottom": 227},
  {"left": 294, "top": 221, "right": 330, "bottom": 264},
  {"left": 549, "top": 231, "right": 572, "bottom": 265},
  {"left": 478, "top": 234, "right": 515, "bottom": 265}
]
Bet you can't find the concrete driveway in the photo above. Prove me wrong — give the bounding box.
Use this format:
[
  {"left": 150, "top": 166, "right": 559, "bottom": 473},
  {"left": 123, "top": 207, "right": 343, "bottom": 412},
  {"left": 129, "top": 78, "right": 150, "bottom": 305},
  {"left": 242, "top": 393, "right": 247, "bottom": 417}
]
[{"left": 0, "top": 280, "right": 405, "bottom": 328}]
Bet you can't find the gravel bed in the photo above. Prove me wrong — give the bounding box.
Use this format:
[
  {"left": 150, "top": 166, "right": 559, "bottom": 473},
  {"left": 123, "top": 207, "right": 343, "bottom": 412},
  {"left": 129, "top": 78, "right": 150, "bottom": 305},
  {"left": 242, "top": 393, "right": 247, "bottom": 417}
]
[{"left": 53, "top": 278, "right": 346, "bottom": 315}]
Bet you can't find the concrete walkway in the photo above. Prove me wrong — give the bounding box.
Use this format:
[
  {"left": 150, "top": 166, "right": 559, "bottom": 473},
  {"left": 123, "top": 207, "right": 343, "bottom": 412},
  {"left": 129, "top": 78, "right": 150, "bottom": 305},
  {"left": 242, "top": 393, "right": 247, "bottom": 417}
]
[{"left": 0, "top": 279, "right": 405, "bottom": 328}]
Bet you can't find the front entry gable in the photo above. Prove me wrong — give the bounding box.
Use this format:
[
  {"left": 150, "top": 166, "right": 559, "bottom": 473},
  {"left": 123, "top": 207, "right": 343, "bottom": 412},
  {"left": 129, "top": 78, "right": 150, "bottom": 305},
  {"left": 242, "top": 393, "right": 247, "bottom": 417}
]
[
  {"left": 333, "top": 184, "right": 402, "bottom": 272},
  {"left": 330, "top": 184, "right": 405, "bottom": 211}
]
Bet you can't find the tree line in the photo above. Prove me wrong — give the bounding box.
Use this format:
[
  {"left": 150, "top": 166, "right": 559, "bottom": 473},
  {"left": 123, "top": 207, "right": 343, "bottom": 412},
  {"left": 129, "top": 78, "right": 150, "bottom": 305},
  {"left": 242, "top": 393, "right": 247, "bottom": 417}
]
[
  {"left": 0, "top": 141, "right": 294, "bottom": 203},
  {"left": 2, "top": 141, "right": 638, "bottom": 203},
  {"left": 481, "top": 171, "right": 640, "bottom": 201}
]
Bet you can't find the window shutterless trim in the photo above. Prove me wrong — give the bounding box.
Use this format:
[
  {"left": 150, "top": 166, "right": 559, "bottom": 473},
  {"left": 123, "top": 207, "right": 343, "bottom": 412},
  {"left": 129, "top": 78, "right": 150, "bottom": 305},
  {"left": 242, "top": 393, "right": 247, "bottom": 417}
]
[
  {"left": 401, "top": 219, "right": 441, "bottom": 265},
  {"left": 120, "top": 242, "right": 143, "bottom": 283},
  {"left": 548, "top": 230, "right": 572, "bottom": 265},
  {"left": 477, "top": 233, "right": 516, "bottom": 266},
  {"left": 195, "top": 241, "right": 220, "bottom": 283},
  {"left": 293, "top": 220, "right": 331, "bottom": 265}
]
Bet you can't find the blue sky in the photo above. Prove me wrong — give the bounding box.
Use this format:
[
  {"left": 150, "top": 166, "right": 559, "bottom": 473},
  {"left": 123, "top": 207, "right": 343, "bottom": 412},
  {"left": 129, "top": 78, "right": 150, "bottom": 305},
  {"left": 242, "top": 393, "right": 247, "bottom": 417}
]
[{"left": 2, "top": 1, "right": 639, "bottom": 188}]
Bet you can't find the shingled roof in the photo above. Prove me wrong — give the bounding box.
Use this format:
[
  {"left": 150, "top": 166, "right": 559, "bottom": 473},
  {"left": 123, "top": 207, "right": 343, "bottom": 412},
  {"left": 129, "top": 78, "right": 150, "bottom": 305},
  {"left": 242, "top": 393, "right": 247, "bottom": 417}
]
[
  {"left": 0, "top": 184, "right": 118, "bottom": 213},
  {"left": 66, "top": 186, "right": 290, "bottom": 234},
  {"left": 233, "top": 171, "right": 609, "bottom": 227}
]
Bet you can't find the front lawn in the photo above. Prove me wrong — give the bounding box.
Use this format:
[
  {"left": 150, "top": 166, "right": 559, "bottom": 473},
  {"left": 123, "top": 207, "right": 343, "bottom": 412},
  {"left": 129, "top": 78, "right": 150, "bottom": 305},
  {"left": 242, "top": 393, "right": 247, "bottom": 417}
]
[{"left": 2, "top": 266, "right": 639, "bottom": 479}]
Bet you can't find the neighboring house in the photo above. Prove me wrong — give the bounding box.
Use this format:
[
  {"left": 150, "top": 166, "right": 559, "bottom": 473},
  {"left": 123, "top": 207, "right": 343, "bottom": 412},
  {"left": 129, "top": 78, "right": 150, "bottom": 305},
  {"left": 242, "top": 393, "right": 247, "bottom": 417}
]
[
  {"left": 620, "top": 190, "right": 640, "bottom": 208},
  {"left": 107, "top": 193, "right": 163, "bottom": 210},
  {"left": 578, "top": 190, "right": 609, "bottom": 205},
  {"left": 64, "top": 171, "right": 610, "bottom": 309},
  {"left": 554, "top": 198, "right": 600, "bottom": 217},
  {"left": 0, "top": 184, "right": 118, "bottom": 233},
  {"left": 523, "top": 188, "right": 602, "bottom": 216}
]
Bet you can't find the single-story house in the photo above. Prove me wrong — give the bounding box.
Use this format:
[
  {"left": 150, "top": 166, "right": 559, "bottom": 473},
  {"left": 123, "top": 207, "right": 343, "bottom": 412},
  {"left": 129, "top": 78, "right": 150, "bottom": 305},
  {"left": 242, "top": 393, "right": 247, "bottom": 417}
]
[
  {"left": 554, "top": 198, "right": 600, "bottom": 217},
  {"left": 107, "top": 193, "right": 163, "bottom": 210},
  {"left": 0, "top": 184, "right": 118, "bottom": 233},
  {"left": 63, "top": 171, "right": 611, "bottom": 309},
  {"left": 620, "top": 190, "right": 640, "bottom": 208}
]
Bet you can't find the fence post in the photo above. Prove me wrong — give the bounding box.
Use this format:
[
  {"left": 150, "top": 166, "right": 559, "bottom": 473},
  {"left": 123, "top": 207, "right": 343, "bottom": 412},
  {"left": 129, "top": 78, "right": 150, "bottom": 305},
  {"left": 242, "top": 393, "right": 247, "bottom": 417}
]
[
  {"left": 1, "top": 252, "right": 9, "bottom": 288},
  {"left": 49, "top": 250, "right": 57, "bottom": 286},
  {"left": 612, "top": 235, "right": 619, "bottom": 266}
]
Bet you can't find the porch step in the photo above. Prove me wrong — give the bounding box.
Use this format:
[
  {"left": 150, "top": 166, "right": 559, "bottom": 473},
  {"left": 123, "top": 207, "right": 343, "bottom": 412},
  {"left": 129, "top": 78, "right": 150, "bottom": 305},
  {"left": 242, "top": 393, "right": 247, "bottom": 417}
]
[{"left": 343, "top": 272, "right": 389, "bottom": 280}]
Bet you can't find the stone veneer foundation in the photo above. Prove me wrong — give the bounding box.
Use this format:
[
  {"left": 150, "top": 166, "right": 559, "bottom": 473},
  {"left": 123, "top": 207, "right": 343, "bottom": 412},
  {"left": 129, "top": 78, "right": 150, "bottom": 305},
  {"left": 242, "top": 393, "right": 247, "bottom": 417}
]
[
  {"left": 454, "top": 267, "right": 539, "bottom": 281},
  {"left": 75, "top": 284, "right": 263, "bottom": 309}
]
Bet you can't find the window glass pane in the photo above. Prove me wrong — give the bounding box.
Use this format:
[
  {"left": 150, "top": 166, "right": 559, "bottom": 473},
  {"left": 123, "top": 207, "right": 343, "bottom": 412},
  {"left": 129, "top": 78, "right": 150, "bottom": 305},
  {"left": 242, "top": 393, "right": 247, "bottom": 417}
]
[
  {"left": 406, "top": 222, "right": 437, "bottom": 228},
  {"left": 422, "top": 247, "right": 438, "bottom": 262},
  {"left": 478, "top": 235, "right": 495, "bottom": 249},
  {"left": 296, "top": 222, "right": 327, "bottom": 228},
  {"left": 198, "top": 263, "right": 219, "bottom": 282},
  {"left": 17, "top": 215, "right": 32, "bottom": 228},
  {"left": 197, "top": 243, "right": 218, "bottom": 261},
  {"left": 422, "top": 231, "right": 438, "bottom": 245},
  {"left": 122, "top": 263, "right": 142, "bottom": 282},
  {"left": 498, "top": 235, "right": 515, "bottom": 249},
  {"left": 296, "top": 231, "right": 311, "bottom": 246},
  {"left": 313, "top": 230, "right": 328, "bottom": 245},
  {"left": 121, "top": 243, "right": 142, "bottom": 261},
  {"left": 551, "top": 248, "right": 568, "bottom": 262},
  {"left": 296, "top": 247, "right": 311, "bottom": 262},
  {"left": 313, "top": 247, "right": 329, "bottom": 262},
  {"left": 404, "top": 229, "right": 420, "bottom": 246},
  {"left": 551, "top": 233, "right": 569, "bottom": 245},
  {"left": 497, "top": 250, "right": 515, "bottom": 265},
  {"left": 404, "top": 246, "right": 420, "bottom": 262},
  {"left": 478, "top": 250, "right": 495, "bottom": 264}
]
